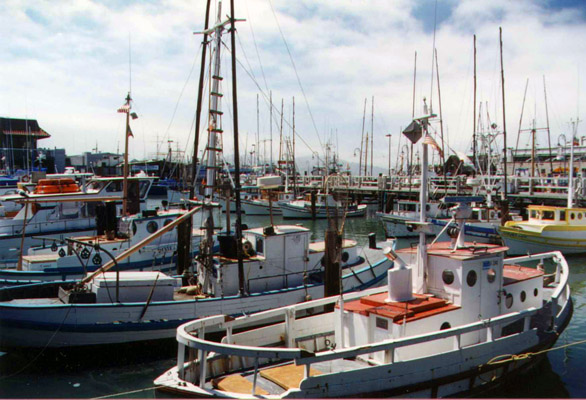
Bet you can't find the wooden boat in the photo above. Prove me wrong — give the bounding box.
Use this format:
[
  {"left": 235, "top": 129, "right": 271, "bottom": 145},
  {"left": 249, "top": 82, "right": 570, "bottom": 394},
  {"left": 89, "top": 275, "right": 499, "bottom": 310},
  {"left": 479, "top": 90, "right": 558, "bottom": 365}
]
[{"left": 155, "top": 120, "right": 572, "bottom": 398}]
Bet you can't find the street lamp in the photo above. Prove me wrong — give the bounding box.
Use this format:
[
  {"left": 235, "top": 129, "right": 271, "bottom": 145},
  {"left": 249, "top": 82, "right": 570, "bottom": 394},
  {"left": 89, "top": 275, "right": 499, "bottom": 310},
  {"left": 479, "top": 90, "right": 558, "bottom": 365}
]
[{"left": 385, "top": 134, "right": 392, "bottom": 176}]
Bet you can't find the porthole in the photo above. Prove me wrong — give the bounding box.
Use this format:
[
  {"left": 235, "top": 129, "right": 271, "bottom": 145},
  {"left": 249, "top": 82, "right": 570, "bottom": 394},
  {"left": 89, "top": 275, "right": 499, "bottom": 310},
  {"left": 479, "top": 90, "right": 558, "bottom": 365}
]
[
  {"left": 440, "top": 322, "right": 451, "bottom": 330},
  {"left": 466, "top": 270, "right": 477, "bottom": 287},
  {"left": 146, "top": 221, "right": 159, "bottom": 233},
  {"left": 571, "top": 213, "right": 576, "bottom": 220},
  {"left": 487, "top": 268, "right": 496, "bottom": 283},
  {"left": 520, "top": 291, "right": 526, "bottom": 302},
  {"left": 580, "top": 213, "right": 584, "bottom": 220},
  {"left": 442, "top": 270, "right": 455, "bottom": 285},
  {"left": 505, "top": 293, "right": 514, "bottom": 309},
  {"left": 164, "top": 218, "right": 173, "bottom": 226},
  {"left": 534, "top": 288, "right": 539, "bottom": 297},
  {"left": 132, "top": 222, "right": 138, "bottom": 235},
  {"left": 341, "top": 251, "right": 349, "bottom": 263}
]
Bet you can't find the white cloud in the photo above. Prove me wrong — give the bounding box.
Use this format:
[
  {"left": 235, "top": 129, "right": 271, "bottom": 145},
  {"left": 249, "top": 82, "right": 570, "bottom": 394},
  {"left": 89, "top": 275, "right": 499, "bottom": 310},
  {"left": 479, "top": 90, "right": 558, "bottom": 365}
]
[{"left": 0, "top": 0, "right": 585, "bottom": 171}]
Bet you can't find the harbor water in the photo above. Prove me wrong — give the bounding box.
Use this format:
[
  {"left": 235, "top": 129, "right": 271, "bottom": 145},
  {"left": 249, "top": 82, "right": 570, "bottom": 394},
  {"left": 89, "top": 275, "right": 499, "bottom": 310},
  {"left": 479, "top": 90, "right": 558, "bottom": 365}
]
[{"left": 1, "top": 210, "right": 585, "bottom": 398}]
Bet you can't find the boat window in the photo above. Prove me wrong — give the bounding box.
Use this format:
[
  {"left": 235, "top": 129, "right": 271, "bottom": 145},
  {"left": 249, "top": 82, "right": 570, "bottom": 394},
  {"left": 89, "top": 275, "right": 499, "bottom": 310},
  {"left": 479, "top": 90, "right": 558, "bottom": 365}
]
[
  {"left": 105, "top": 181, "right": 123, "bottom": 192},
  {"left": 442, "top": 270, "right": 455, "bottom": 285},
  {"left": 542, "top": 210, "right": 555, "bottom": 220},
  {"left": 520, "top": 291, "right": 526, "bottom": 302},
  {"left": 376, "top": 317, "right": 388, "bottom": 330},
  {"left": 487, "top": 268, "right": 496, "bottom": 283},
  {"left": 530, "top": 210, "right": 538, "bottom": 219},
  {"left": 440, "top": 322, "right": 451, "bottom": 330},
  {"left": 534, "top": 288, "right": 539, "bottom": 297},
  {"left": 505, "top": 293, "right": 513, "bottom": 309},
  {"left": 86, "top": 180, "right": 105, "bottom": 191},
  {"left": 571, "top": 213, "right": 576, "bottom": 220},
  {"left": 147, "top": 221, "right": 158, "bottom": 233},
  {"left": 164, "top": 219, "right": 173, "bottom": 226},
  {"left": 341, "top": 251, "right": 349, "bottom": 263},
  {"left": 139, "top": 180, "right": 150, "bottom": 198},
  {"left": 560, "top": 211, "right": 566, "bottom": 221},
  {"left": 256, "top": 237, "right": 264, "bottom": 254},
  {"left": 579, "top": 213, "right": 584, "bottom": 220},
  {"left": 466, "top": 270, "right": 477, "bottom": 287}
]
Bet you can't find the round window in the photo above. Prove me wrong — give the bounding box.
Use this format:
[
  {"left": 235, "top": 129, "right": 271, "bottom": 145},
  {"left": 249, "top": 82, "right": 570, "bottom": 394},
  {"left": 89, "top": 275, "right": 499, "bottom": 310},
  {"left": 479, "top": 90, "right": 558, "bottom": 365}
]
[
  {"left": 467, "top": 270, "right": 477, "bottom": 287},
  {"left": 580, "top": 213, "right": 584, "bottom": 220},
  {"left": 146, "top": 221, "right": 159, "bottom": 233},
  {"left": 440, "top": 322, "right": 451, "bottom": 330},
  {"left": 505, "top": 293, "right": 514, "bottom": 309},
  {"left": 164, "top": 218, "right": 173, "bottom": 226},
  {"left": 571, "top": 213, "right": 576, "bottom": 220},
  {"left": 442, "top": 270, "right": 455, "bottom": 285},
  {"left": 520, "top": 291, "right": 526, "bottom": 302},
  {"left": 534, "top": 288, "right": 539, "bottom": 297},
  {"left": 132, "top": 222, "right": 138, "bottom": 235},
  {"left": 487, "top": 268, "right": 496, "bottom": 283},
  {"left": 341, "top": 251, "right": 349, "bottom": 263}
]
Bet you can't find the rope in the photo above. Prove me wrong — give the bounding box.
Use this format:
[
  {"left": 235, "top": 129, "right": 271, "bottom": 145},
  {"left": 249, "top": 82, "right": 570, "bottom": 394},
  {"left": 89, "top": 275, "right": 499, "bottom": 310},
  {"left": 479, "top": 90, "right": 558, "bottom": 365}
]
[
  {"left": 92, "top": 385, "right": 162, "bottom": 399},
  {"left": 482, "top": 336, "right": 586, "bottom": 368}
]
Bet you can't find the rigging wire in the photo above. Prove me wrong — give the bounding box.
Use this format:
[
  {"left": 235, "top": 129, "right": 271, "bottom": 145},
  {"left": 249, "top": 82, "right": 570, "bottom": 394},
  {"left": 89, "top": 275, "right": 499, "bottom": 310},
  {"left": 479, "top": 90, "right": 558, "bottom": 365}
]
[
  {"left": 244, "top": 0, "right": 270, "bottom": 94},
  {"left": 266, "top": 0, "right": 325, "bottom": 154}
]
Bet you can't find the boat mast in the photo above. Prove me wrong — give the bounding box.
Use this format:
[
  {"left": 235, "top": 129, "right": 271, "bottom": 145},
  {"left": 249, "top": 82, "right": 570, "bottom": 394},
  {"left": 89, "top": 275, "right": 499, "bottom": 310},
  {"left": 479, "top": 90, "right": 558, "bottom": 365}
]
[
  {"left": 544, "top": 76, "right": 554, "bottom": 174},
  {"left": 568, "top": 120, "right": 578, "bottom": 208},
  {"left": 370, "top": 96, "right": 374, "bottom": 176},
  {"left": 359, "top": 98, "right": 366, "bottom": 176},
  {"left": 190, "top": 0, "right": 212, "bottom": 199},
  {"left": 499, "top": 27, "right": 508, "bottom": 202},
  {"left": 229, "top": 0, "right": 245, "bottom": 295},
  {"left": 122, "top": 92, "right": 132, "bottom": 217},
  {"left": 270, "top": 90, "right": 273, "bottom": 173},
  {"left": 473, "top": 35, "right": 477, "bottom": 176}
]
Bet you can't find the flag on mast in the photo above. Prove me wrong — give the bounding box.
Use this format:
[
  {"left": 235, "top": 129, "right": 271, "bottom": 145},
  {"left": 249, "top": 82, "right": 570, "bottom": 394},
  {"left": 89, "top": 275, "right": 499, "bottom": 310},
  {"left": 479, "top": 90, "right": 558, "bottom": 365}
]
[
  {"left": 117, "top": 104, "right": 130, "bottom": 113},
  {"left": 423, "top": 134, "right": 443, "bottom": 158}
]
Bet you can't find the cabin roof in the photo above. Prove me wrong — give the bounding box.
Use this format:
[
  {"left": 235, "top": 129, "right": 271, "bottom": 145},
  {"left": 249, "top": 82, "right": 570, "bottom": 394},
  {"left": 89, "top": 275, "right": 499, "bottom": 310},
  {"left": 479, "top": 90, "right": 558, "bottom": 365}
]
[
  {"left": 396, "top": 241, "right": 508, "bottom": 260},
  {"left": 528, "top": 205, "right": 586, "bottom": 212}
]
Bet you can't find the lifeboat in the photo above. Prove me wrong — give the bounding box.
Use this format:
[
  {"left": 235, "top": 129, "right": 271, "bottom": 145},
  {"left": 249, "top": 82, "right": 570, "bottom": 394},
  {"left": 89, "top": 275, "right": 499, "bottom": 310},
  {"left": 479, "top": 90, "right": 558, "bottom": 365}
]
[{"left": 34, "top": 178, "right": 81, "bottom": 194}]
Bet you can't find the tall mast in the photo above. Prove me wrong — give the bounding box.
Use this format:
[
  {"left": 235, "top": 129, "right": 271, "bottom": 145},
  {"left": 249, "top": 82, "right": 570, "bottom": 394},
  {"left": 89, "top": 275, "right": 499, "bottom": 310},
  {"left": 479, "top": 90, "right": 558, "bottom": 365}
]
[
  {"left": 435, "top": 48, "right": 446, "bottom": 186},
  {"left": 190, "top": 0, "right": 212, "bottom": 199},
  {"left": 292, "top": 96, "right": 296, "bottom": 194},
  {"left": 270, "top": 90, "right": 273, "bottom": 173},
  {"left": 499, "top": 27, "right": 508, "bottom": 201},
  {"left": 122, "top": 92, "right": 132, "bottom": 216},
  {"left": 279, "top": 99, "right": 283, "bottom": 163},
  {"left": 256, "top": 94, "right": 260, "bottom": 167},
  {"left": 370, "top": 96, "right": 374, "bottom": 176},
  {"left": 229, "top": 0, "right": 245, "bottom": 295},
  {"left": 359, "top": 98, "right": 366, "bottom": 176},
  {"left": 473, "top": 34, "right": 477, "bottom": 175},
  {"left": 364, "top": 132, "right": 369, "bottom": 176},
  {"left": 543, "top": 76, "right": 554, "bottom": 173}
]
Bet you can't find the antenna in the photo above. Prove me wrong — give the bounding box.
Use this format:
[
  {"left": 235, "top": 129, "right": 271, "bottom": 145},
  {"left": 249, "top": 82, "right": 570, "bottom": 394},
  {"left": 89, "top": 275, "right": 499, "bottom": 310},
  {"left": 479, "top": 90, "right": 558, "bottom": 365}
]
[{"left": 128, "top": 33, "right": 132, "bottom": 94}]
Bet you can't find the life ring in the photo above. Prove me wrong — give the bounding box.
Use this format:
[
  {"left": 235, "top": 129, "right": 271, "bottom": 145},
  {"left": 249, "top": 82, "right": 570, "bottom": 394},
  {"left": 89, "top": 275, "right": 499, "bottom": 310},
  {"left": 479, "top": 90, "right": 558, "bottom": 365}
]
[{"left": 21, "top": 175, "right": 30, "bottom": 183}]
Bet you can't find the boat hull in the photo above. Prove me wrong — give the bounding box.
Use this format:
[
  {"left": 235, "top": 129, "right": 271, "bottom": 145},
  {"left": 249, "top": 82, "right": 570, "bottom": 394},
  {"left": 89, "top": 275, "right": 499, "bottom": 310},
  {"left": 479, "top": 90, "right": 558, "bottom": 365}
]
[
  {"left": 0, "top": 257, "right": 391, "bottom": 349},
  {"left": 498, "top": 225, "right": 586, "bottom": 255},
  {"left": 240, "top": 200, "right": 281, "bottom": 215},
  {"left": 281, "top": 203, "right": 366, "bottom": 219}
]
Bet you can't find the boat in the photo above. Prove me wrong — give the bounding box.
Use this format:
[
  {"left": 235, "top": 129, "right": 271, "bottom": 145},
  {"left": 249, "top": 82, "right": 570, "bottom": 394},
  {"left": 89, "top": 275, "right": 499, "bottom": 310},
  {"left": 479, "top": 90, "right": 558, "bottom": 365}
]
[
  {"left": 154, "top": 114, "right": 573, "bottom": 399},
  {"left": 280, "top": 192, "right": 366, "bottom": 219},
  {"left": 498, "top": 121, "right": 586, "bottom": 255},
  {"left": 0, "top": 175, "right": 156, "bottom": 265},
  {"left": 0, "top": 220, "right": 392, "bottom": 349},
  {"left": 0, "top": 206, "right": 213, "bottom": 287},
  {"left": 377, "top": 199, "right": 448, "bottom": 237}
]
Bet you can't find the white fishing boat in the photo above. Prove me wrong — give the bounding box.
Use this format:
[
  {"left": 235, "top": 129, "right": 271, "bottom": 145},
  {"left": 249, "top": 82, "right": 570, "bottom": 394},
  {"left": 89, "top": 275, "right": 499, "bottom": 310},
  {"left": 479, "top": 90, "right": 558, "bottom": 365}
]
[
  {"left": 0, "top": 218, "right": 392, "bottom": 349},
  {"left": 155, "top": 115, "right": 573, "bottom": 399},
  {"left": 280, "top": 193, "right": 366, "bottom": 219},
  {"left": 377, "top": 199, "right": 447, "bottom": 238},
  {"left": 0, "top": 175, "right": 155, "bottom": 265},
  {"left": 0, "top": 206, "right": 213, "bottom": 286}
]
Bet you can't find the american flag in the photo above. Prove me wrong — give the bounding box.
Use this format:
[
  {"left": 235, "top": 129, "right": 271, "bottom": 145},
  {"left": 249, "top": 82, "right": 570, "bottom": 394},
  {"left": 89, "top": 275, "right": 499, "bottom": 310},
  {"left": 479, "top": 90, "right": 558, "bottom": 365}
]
[
  {"left": 117, "top": 104, "right": 130, "bottom": 113},
  {"left": 423, "top": 134, "right": 443, "bottom": 158}
]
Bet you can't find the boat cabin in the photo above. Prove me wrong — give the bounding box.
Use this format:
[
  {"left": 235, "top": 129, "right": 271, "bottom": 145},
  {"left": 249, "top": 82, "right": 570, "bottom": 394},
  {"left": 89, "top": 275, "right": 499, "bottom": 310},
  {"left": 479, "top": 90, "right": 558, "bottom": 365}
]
[
  {"left": 525, "top": 205, "right": 586, "bottom": 225},
  {"left": 336, "top": 241, "right": 544, "bottom": 364}
]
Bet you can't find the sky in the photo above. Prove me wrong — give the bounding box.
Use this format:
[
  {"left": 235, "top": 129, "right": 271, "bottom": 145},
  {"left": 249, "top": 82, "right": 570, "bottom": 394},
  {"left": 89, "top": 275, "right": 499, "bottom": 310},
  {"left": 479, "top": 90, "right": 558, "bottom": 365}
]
[{"left": 1, "top": 0, "right": 586, "bottom": 171}]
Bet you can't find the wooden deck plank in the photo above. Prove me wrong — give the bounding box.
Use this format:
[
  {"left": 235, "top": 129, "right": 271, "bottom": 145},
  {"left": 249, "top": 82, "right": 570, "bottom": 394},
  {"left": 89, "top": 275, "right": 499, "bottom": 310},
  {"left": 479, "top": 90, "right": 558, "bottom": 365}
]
[
  {"left": 260, "top": 364, "right": 322, "bottom": 390},
  {"left": 212, "top": 374, "right": 268, "bottom": 395}
]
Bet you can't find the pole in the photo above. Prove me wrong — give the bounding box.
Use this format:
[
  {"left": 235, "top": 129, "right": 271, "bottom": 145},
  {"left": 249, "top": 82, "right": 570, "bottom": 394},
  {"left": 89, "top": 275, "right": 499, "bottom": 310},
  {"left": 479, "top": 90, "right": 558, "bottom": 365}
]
[
  {"left": 473, "top": 35, "right": 477, "bottom": 176},
  {"left": 370, "top": 96, "right": 374, "bottom": 176},
  {"left": 500, "top": 27, "right": 508, "bottom": 201},
  {"left": 122, "top": 92, "right": 131, "bottom": 216},
  {"left": 190, "top": 0, "right": 212, "bottom": 199},
  {"left": 270, "top": 90, "right": 273, "bottom": 173},
  {"left": 230, "top": 0, "right": 245, "bottom": 295},
  {"left": 386, "top": 134, "right": 392, "bottom": 176},
  {"left": 543, "top": 76, "right": 554, "bottom": 174},
  {"left": 434, "top": 48, "right": 446, "bottom": 193},
  {"left": 359, "top": 98, "right": 366, "bottom": 176}
]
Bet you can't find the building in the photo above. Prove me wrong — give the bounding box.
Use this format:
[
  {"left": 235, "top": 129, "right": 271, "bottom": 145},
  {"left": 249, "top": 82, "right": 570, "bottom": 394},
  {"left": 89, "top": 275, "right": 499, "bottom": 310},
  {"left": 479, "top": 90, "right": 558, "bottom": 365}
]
[{"left": 0, "top": 117, "right": 50, "bottom": 171}]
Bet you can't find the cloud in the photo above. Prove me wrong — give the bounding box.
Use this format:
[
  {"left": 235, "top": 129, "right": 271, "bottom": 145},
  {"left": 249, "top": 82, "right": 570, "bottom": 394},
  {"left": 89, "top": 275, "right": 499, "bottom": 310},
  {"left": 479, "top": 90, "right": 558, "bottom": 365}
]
[{"left": 1, "top": 0, "right": 585, "bottom": 172}]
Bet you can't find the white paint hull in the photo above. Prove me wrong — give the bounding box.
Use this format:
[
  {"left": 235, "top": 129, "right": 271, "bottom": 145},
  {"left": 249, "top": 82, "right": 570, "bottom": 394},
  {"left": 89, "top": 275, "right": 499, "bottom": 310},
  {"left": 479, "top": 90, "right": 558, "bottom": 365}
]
[
  {"left": 499, "top": 225, "right": 586, "bottom": 255},
  {"left": 0, "top": 258, "right": 391, "bottom": 348},
  {"left": 281, "top": 203, "right": 367, "bottom": 219},
  {"left": 240, "top": 200, "right": 281, "bottom": 215}
]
